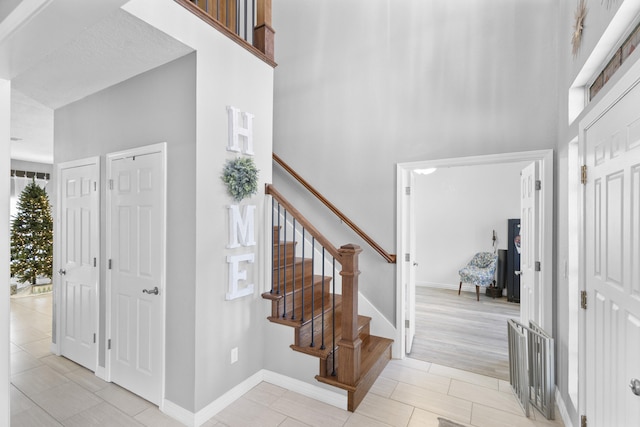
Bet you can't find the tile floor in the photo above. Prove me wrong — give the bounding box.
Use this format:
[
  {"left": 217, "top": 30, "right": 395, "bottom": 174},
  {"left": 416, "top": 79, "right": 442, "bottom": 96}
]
[{"left": 10, "top": 293, "right": 565, "bottom": 426}]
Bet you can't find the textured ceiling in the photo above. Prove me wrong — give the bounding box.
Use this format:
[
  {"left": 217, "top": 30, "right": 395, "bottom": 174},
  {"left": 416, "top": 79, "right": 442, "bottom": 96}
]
[{"left": 6, "top": 5, "right": 193, "bottom": 163}]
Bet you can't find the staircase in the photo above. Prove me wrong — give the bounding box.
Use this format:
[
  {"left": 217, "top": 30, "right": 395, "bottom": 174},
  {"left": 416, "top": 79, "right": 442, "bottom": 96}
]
[{"left": 263, "top": 185, "right": 393, "bottom": 412}]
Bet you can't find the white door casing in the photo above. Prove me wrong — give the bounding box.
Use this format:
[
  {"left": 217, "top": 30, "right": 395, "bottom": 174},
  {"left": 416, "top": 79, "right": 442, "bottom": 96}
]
[
  {"left": 520, "top": 161, "right": 540, "bottom": 326},
  {"left": 106, "top": 143, "right": 166, "bottom": 405},
  {"left": 404, "top": 170, "right": 416, "bottom": 354},
  {"left": 582, "top": 76, "right": 640, "bottom": 426},
  {"left": 57, "top": 158, "right": 100, "bottom": 371},
  {"left": 396, "top": 150, "right": 553, "bottom": 358}
]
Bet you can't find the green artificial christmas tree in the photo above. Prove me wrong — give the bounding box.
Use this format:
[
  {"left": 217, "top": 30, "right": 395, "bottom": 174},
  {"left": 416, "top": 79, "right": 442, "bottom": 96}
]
[{"left": 10, "top": 181, "right": 53, "bottom": 285}]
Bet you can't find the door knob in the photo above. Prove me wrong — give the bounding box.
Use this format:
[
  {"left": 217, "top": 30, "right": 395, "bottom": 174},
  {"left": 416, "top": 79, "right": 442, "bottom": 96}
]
[
  {"left": 515, "top": 270, "right": 522, "bottom": 276},
  {"left": 630, "top": 378, "right": 640, "bottom": 396},
  {"left": 142, "top": 287, "right": 159, "bottom": 295},
  {"left": 413, "top": 262, "right": 419, "bottom": 267},
  {"left": 58, "top": 269, "right": 66, "bottom": 275}
]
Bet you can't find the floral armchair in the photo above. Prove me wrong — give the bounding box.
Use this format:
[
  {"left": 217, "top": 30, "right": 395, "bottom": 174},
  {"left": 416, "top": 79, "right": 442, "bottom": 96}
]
[{"left": 458, "top": 252, "right": 498, "bottom": 301}]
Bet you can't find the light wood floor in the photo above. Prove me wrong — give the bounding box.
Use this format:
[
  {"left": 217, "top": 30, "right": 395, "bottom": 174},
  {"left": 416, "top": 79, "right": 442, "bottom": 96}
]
[{"left": 407, "top": 286, "right": 520, "bottom": 382}]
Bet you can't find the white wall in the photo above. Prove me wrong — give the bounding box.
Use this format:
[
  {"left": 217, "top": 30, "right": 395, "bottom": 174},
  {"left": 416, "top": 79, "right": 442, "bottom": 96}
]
[
  {"left": 0, "top": 78, "right": 11, "bottom": 427},
  {"left": 272, "top": 0, "right": 558, "bottom": 325},
  {"left": 414, "top": 162, "right": 527, "bottom": 288}
]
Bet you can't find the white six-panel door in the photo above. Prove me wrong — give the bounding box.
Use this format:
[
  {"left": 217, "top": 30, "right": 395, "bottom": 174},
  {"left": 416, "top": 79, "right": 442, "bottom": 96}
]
[
  {"left": 107, "top": 145, "right": 165, "bottom": 405},
  {"left": 584, "top": 78, "right": 640, "bottom": 426},
  {"left": 520, "top": 161, "right": 539, "bottom": 326},
  {"left": 58, "top": 158, "right": 99, "bottom": 371}
]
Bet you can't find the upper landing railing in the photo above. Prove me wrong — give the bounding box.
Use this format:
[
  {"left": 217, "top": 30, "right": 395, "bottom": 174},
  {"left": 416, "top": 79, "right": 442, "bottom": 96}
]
[{"left": 175, "top": 0, "right": 275, "bottom": 66}]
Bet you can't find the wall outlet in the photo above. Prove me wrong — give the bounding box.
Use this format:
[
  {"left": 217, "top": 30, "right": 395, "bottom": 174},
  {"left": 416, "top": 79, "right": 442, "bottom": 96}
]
[{"left": 231, "top": 347, "right": 238, "bottom": 364}]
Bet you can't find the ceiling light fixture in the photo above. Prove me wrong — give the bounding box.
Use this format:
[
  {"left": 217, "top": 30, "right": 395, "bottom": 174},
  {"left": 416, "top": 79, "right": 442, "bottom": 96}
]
[{"left": 414, "top": 168, "right": 437, "bottom": 175}]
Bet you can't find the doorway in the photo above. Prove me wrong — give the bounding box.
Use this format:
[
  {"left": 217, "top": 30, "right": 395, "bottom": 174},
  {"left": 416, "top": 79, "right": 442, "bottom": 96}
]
[{"left": 396, "top": 150, "right": 554, "bottom": 377}]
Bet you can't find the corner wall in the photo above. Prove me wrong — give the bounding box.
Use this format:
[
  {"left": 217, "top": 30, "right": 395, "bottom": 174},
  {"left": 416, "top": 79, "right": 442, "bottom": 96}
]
[{"left": 55, "top": 52, "right": 198, "bottom": 411}]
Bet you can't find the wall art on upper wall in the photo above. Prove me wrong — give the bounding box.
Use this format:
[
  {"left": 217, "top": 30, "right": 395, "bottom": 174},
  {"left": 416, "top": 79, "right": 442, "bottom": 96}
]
[{"left": 572, "top": 0, "right": 588, "bottom": 57}]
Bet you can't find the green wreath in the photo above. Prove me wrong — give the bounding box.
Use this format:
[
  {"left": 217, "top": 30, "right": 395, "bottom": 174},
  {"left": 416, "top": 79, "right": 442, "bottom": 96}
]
[{"left": 221, "top": 157, "right": 259, "bottom": 202}]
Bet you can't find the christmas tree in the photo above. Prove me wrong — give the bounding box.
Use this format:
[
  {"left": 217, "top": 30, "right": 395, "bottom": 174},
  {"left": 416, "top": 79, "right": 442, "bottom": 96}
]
[{"left": 10, "top": 181, "right": 53, "bottom": 285}]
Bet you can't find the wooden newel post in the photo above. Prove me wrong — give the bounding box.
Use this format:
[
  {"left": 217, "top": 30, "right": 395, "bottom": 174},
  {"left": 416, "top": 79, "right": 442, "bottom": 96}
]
[
  {"left": 254, "top": 0, "right": 275, "bottom": 60},
  {"left": 338, "top": 243, "right": 363, "bottom": 386}
]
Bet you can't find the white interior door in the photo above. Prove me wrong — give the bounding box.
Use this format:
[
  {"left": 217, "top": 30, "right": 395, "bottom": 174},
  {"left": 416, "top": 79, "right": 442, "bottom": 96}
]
[
  {"left": 404, "top": 171, "right": 416, "bottom": 354},
  {"left": 58, "top": 158, "right": 99, "bottom": 371},
  {"left": 520, "top": 161, "right": 539, "bottom": 326},
  {"left": 584, "top": 77, "right": 640, "bottom": 426},
  {"left": 107, "top": 145, "right": 165, "bottom": 405}
]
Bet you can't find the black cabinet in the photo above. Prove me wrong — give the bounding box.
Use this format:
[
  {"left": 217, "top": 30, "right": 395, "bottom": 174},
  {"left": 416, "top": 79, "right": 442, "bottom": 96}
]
[{"left": 507, "top": 219, "right": 521, "bottom": 303}]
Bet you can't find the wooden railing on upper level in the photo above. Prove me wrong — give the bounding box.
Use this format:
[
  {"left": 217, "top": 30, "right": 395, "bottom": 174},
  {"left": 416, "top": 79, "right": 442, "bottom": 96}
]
[
  {"left": 175, "top": 0, "right": 275, "bottom": 66},
  {"left": 273, "top": 153, "right": 396, "bottom": 264}
]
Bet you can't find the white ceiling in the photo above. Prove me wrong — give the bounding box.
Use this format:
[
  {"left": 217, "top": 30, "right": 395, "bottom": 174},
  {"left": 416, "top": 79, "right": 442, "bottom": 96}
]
[{"left": 2, "top": 1, "right": 194, "bottom": 164}]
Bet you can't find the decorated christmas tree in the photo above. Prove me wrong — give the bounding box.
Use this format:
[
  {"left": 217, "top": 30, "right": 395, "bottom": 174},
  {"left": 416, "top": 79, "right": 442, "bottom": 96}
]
[{"left": 10, "top": 181, "right": 53, "bottom": 285}]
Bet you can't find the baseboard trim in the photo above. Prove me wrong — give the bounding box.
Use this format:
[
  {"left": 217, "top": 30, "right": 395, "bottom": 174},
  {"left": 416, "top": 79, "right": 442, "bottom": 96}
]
[
  {"left": 162, "top": 369, "right": 347, "bottom": 427},
  {"left": 555, "top": 389, "right": 575, "bottom": 427},
  {"left": 94, "top": 365, "right": 107, "bottom": 381}
]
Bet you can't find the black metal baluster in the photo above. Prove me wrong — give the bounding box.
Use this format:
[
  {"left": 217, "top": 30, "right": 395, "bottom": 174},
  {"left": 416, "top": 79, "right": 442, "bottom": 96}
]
[
  {"left": 226, "top": 0, "right": 229, "bottom": 27},
  {"left": 251, "top": 0, "right": 255, "bottom": 43},
  {"left": 332, "top": 257, "right": 336, "bottom": 376},
  {"left": 310, "top": 237, "right": 315, "bottom": 347},
  {"left": 291, "top": 218, "right": 296, "bottom": 320},
  {"left": 276, "top": 204, "right": 281, "bottom": 294},
  {"left": 270, "top": 197, "right": 274, "bottom": 294},
  {"left": 216, "top": 0, "right": 220, "bottom": 20},
  {"left": 244, "top": 0, "right": 248, "bottom": 40},
  {"left": 283, "top": 210, "right": 287, "bottom": 318},
  {"left": 236, "top": 0, "right": 240, "bottom": 36},
  {"left": 321, "top": 247, "right": 326, "bottom": 350},
  {"left": 300, "top": 228, "right": 305, "bottom": 322}
]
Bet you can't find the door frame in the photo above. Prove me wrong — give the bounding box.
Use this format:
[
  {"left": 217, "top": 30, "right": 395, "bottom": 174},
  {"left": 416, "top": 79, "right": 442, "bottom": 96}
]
[
  {"left": 577, "top": 52, "right": 640, "bottom": 421},
  {"left": 396, "top": 149, "right": 554, "bottom": 358},
  {"left": 53, "top": 156, "right": 100, "bottom": 371},
  {"left": 104, "top": 142, "right": 167, "bottom": 407}
]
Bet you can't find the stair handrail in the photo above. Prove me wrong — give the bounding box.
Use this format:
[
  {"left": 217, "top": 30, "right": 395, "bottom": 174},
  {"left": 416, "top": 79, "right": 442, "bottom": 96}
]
[
  {"left": 265, "top": 184, "right": 342, "bottom": 261},
  {"left": 273, "top": 153, "right": 397, "bottom": 264}
]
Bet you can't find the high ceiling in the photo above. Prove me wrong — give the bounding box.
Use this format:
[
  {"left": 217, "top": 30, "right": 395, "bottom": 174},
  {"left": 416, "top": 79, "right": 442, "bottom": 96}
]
[{"left": 1, "top": 0, "right": 193, "bottom": 164}]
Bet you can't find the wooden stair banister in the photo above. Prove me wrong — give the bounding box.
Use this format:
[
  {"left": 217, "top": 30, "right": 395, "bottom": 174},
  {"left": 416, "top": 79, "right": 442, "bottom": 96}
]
[
  {"left": 264, "top": 183, "right": 393, "bottom": 412},
  {"left": 266, "top": 184, "right": 341, "bottom": 260},
  {"left": 273, "top": 153, "right": 396, "bottom": 264}
]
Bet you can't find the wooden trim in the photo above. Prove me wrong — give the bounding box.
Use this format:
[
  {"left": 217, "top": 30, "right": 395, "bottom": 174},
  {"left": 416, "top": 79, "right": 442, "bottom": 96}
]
[
  {"left": 265, "top": 184, "right": 342, "bottom": 261},
  {"left": 273, "top": 153, "right": 396, "bottom": 263},
  {"left": 174, "top": 0, "right": 277, "bottom": 68}
]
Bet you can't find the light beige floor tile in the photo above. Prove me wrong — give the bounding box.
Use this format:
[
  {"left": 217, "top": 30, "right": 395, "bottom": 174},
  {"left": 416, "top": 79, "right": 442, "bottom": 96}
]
[
  {"left": 355, "top": 392, "right": 413, "bottom": 427},
  {"left": 30, "top": 381, "right": 103, "bottom": 421},
  {"left": 11, "top": 349, "right": 43, "bottom": 374},
  {"left": 381, "top": 362, "right": 451, "bottom": 394},
  {"left": 390, "top": 382, "right": 472, "bottom": 425},
  {"left": 406, "top": 408, "right": 442, "bottom": 427},
  {"left": 64, "top": 401, "right": 143, "bottom": 426},
  {"left": 10, "top": 326, "right": 50, "bottom": 345},
  {"left": 96, "top": 384, "right": 153, "bottom": 416},
  {"left": 19, "top": 337, "right": 53, "bottom": 359},
  {"left": 428, "top": 364, "right": 500, "bottom": 391},
  {"left": 395, "top": 357, "right": 431, "bottom": 372},
  {"left": 201, "top": 418, "right": 229, "bottom": 427},
  {"left": 135, "top": 406, "right": 187, "bottom": 427},
  {"left": 11, "top": 365, "right": 69, "bottom": 396},
  {"left": 270, "top": 390, "right": 350, "bottom": 427},
  {"left": 279, "top": 418, "right": 313, "bottom": 426},
  {"left": 64, "top": 367, "right": 110, "bottom": 392},
  {"left": 10, "top": 404, "right": 63, "bottom": 427},
  {"left": 214, "top": 396, "right": 287, "bottom": 426},
  {"left": 370, "top": 375, "right": 398, "bottom": 398},
  {"left": 243, "top": 381, "right": 288, "bottom": 406},
  {"left": 344, "top": 412, "right": 394, "bottom": 427},
  {"left": 10, "top": 384, "right": 35, "bottom": 415},
  {"left": 499, "top": 380, "right": 513, "bottom": 393},
  {"left": 471, "top": 403, "right": 538, "bottom": 427},
  {"left": 448, "top": 379, "right": 524, "bottom": 416},
  {"left": 39, "top": 354, "right": 82, "bottom": 374}
]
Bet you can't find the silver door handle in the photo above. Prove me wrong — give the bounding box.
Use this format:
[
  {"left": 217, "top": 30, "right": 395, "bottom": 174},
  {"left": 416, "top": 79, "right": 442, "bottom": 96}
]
[
  {"left": 413, "top": 262, "right": 418, "bottom": 267},
  {"left": 630, "top": 378, "right": 640, "bottom": 396},
  {"left": 142, "top": 287, "right": 159, "bottom": 295},
  {"left": 58, "top": 269, "right": 66, "bottom": 275},
  {"left": 514, "top": 271, "right": 522, "bottom": 276}
]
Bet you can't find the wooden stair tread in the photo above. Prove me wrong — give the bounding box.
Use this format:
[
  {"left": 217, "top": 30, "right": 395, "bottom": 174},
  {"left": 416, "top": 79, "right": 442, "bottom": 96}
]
[
  {"left": 266, "top": 294, "right": 343, "bottom": 327},
  {"left": 290, "top": 313, "right": 370, "bottom": 359},
  {"left": 316, "top": 334, "right": 393, "bottom": 411}
]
